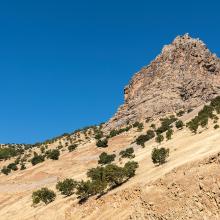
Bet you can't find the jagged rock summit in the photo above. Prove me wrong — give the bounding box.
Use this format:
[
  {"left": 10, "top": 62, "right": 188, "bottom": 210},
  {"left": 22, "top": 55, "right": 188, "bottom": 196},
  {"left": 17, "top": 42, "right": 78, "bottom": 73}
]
[{"left": 104, "top": 33, "right": 220, "bottom": 131}]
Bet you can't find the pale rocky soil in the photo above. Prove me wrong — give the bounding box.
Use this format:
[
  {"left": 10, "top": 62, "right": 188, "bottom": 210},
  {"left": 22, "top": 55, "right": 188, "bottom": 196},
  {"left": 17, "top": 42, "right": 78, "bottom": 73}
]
[{"left": 1, "top": 106, "right": 220, "bottom": 219}]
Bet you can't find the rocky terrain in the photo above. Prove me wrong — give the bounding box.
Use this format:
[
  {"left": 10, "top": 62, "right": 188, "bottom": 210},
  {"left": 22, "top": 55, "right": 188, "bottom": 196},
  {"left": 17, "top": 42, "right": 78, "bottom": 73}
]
[
  {"left": 104, "top": 34, "right": 220, "bottom": 131},
  {"left": 1, "top": 34, "right": 220, "bottom": 220}
]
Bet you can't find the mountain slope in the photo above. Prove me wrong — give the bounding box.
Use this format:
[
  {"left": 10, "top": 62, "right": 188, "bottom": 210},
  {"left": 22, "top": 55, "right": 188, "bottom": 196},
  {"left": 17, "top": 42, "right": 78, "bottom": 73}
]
[
  {"left": 1, "top": 34, "right": 220, "bottom": 220},
  {"left": 1, "top": 104, "right": 220, "bottom": 219}
]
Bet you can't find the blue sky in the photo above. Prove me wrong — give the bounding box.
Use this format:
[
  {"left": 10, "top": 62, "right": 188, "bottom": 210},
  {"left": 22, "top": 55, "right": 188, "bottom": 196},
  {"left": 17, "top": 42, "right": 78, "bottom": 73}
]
[{"left": 0, "top": 0, "right": 219, "bottom": 143}]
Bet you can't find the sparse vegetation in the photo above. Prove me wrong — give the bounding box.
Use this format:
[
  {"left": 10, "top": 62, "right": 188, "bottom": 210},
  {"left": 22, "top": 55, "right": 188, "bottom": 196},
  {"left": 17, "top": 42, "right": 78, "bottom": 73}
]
[
  {"left": 108, "top": 126, "right": 132, "bottom": 138},
  {"left": 151, "top": 147, "right": 169, "bottom": 165},
  {"left": 46, "top": 149, "right": 60, "bottom": 160},
  {"left": 119, "top": 147, "right": 135, "bottom": 159},
  {"left": 123, "top": 161, "right": 138, "bottom": 178},
  {"left": 135, "top": 135, "right": 149, "bottom": 147},
  {"left": 166, "top": 129, "right": 173, "bottom": 140},
  {"left": 32, "top": 188, "right": 56, "bottom": 205},
  {"left": 68, "top": 144, "right": 77, "bottom": 152},
  {"left": 94, "top": 131, "right": 104, "bottom": 140},
  {"left": 135, "top": 129, "right": 155, "bottom": 147},
  {"left": 0, "top": 146, "right": 23, "bottom": 161},
  {"left": 175, "top": 120, "right": 184, "bottom": 129},
  {"left": 98, "top": 152, "right": 116, "bottom": 165},
  {"left": 76, "top": 161, "right": 138, "bottom": 202},
  {"left": 96, "top": 138, "right": 108, "bottom": 148},
  {"left": 1, "top": 166, "right": 11, "bottom": 175},
  {"left": 40, "top": 146, "right": 45, "bottom": 153},
  {"left": 150, "top": 124, "right": 156, "bottom": 130},
  {"left": 156, "top": 116, "right": 177, "bottom": 135},
  {"left": 76, "top": 180, "right": 97, "bottom": 201},
  {"left": 56, "top": 178, "right": 78, "bottom": 196},
  {"left": 176, "top": 110, "right": 185, "bottom": 117},
  {"left": 20, "top": 163, "right": 26, "bottom": 170},
  {"left": 132, "top": 122, "right": 144, "bottom": 131},
  {"left": 186, "top": 98, "right": 220, "bottom": 134},
  {"left": 7, "top": 163, "right": 18, "bottom": 171},
  {"left": 155, "top": 134, "right": 164, "bottom": 144},
  {"left": 214, "top": 124, "right": 219, "bottom": 129},
  {"left": 31, "top": 154, "right": 45, "bottom": 166}
]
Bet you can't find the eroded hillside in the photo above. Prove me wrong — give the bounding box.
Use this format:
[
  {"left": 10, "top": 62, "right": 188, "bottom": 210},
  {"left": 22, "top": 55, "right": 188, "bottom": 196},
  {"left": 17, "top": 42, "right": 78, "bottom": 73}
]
[
  {"left": 1, "top": 34, "right": 220, "bottom": 220},
  {"left": 1, "top": 101, "right": 220, "bottom": 219}
]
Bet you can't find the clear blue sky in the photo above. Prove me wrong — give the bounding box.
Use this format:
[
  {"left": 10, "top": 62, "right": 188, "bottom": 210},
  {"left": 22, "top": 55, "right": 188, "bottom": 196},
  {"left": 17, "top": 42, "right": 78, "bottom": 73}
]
[{"left": 0, "top": 0, "right": 219, "bottom": 143}]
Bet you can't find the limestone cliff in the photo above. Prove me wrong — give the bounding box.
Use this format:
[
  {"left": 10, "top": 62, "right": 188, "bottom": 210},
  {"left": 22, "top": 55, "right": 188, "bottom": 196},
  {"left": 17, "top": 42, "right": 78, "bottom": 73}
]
[{"left": 104, "top": 34, "right": 220, "bottom": 131}]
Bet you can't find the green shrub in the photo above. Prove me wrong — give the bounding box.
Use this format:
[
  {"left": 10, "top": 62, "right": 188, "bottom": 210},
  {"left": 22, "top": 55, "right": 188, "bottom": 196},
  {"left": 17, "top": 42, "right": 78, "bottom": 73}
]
[
  {"left": 94, "top": 131, "right": 103, "bottom": 140},
  {"left": 40, "top": 146, "right": 45, "bottom": 153},
  {"left": 135, "top": 134, "right": 149, "bottom": 147},
  {"left": 150, "top": 124, "right": 156, "bottom": 130},
  {"left": 187, "top": 117, "right": 199, "bottom": 134},
  {"left": 31, "top": 154, "right": 45, "bottom": 166},
  {"left": 96, "top": 139, "right": 108, "bottom": 148},
  {"left": 210, "top": 96, "right": 220, "bottom": 113},
  {"left": 176, "top": 110, "right": 185, "bottom": 117},
  {"left": 79, "top": 167, "right": 108, "bottom": 199},
  {"left": 109, "top": 126, "right": 132, "bottom": 138},
  {"left": 137, "top": 123, "right": 144, "bottom": 132},
  {"left": 15, "top": 156, "right": 21, "bottom": 164},
  {"left": 20, "top": 163, "right": 26, "bottom": 170},
  {"left": 155, "top": 134, "right": 164, "bottom": 144},
  {"left": 200, "top": 117, "right": 208, "bottom": 128},
  {"left": 76, "top": 180, "right": 97, "bottom": 201},
  {"left": 104, "top": 164, "right": 125, "bottom": 187},
  {"left": 166, "top": 129, "right": 173, "bottom": 140},
  {"left": 133, "top": 122, "right": 141, "bottom": 128},
  {"left": 151, "top": 147, "right": 169, "bottom": 165},
  {"left": 146, "top": 129, "right": 155, "bottom": 139},
  {"left": 56, "top": 178, "right": 78, "bottom": 196},
  {"left": 156, "top": 116, "right": 177, "bottom": 135},
  {"left": 32, "top": 188, "right": 56, "bottom": 205},
  {"left": 58, "top": 145, "right": 63, "bottom": 149},
  {"left": 77, "top": 161, "right": 139, "bottom": 202},
  {"left": 46, "top": 149, "right": 60, "bottom": 160},
  {"left": 7, "top": 163, "right": 18, "bottom": 171},
  {"left": 175, "top": 120, "right": 184, "bottom": 129},
  {"left": 98, "top": 152, "right": 116, "bottom": 165},
  {"left": 186, "top": 103, "right": 217, "bottom": 133},
  {"left": 214, "top": 124, "right": 219, "bottom": 129},
  {"left": 119, "top": 147, "right": 135, "bottom": 159},
  {"left": 1, "top": 166, "right": 11, "bottom": 175},
  {"left": 87, "top": 166, "right": 106, "bottom": 182},
  {"left": 68, "top": 144, "right": 77, "bottom": 152},
  {"left": 0, "top": 147, "right": 18, "bottom": 160},
  {"left": 109, "top": 129, "right": 119, "bottom": 138},
  {"left": 135, "top": 130, "right": 155, "bottom": 147},
  {"left": 123, "top": 161, "right": 139, "bottom": 178}
]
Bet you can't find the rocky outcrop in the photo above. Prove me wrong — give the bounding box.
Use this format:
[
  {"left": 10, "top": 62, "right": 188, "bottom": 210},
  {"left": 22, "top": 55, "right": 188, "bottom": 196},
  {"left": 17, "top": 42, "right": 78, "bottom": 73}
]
[{"left": 104, "top": 34, "right": 220, "bottom": 131}]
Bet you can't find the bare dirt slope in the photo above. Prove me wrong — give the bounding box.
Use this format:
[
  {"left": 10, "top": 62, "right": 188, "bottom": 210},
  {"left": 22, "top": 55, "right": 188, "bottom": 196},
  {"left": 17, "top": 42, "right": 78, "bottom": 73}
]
[{"left": 1, "top": 106, "right": 220, "bottom": 219}]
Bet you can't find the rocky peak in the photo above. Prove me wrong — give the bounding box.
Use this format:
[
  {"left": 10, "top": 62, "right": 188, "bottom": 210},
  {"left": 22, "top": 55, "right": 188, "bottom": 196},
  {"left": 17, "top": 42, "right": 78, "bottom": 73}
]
[
  {"left": 104, "top": 34, "right": 220, "bottom": 132},
  {"left": 160, "top": 33, "right": 220, "bottom": 73}
]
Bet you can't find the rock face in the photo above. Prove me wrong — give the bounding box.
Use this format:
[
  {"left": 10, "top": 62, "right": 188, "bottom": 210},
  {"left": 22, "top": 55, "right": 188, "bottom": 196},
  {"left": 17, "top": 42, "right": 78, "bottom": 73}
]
[{"left": 104, "top": 34, "right": 220, "bottom": 131}]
